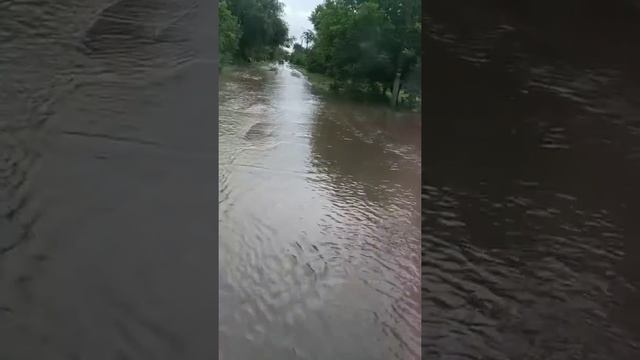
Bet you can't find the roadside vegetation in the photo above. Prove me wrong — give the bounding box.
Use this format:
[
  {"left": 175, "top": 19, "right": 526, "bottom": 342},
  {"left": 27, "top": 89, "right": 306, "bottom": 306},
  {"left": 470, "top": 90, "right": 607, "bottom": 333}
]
[
  {"left": 219, "top": 0, "right": 421, "bottom": 109},
  {"left": 218, "top": 0, "right": 289, "bottom": 66},
  {"left": 288, "top": 0, "right": 421, "bottom": 108}
]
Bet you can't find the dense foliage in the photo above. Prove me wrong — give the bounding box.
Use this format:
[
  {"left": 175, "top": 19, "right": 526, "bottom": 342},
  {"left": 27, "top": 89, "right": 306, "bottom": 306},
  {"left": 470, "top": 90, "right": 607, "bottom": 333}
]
[
  {"left": 289, "top": 0, "right": 421, "bottom": 107},
  {"left": 219, "top": 0, "right": 241, "bottom": 64},
  {"left": 219, "top": 0, "right": 289, "bottom": 64}
]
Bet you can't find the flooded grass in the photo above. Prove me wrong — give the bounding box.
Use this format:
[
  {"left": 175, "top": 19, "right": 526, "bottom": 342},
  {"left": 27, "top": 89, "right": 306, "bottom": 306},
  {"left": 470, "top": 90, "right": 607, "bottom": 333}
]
[{"left": 291, "top": 63, "right": 420, "bottom": 112}]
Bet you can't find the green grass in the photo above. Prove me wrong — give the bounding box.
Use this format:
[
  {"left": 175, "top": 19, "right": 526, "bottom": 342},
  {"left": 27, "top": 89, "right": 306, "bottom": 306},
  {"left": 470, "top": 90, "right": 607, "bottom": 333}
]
[{"left": 291, "top": 64, "right": 420, "bottom": 111}]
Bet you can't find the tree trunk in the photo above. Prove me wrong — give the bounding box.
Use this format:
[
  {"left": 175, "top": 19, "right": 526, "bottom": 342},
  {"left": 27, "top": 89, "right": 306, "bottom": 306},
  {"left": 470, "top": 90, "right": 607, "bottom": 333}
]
[{"left": 391, "top": 70, "right": 401, "bottom": 107}]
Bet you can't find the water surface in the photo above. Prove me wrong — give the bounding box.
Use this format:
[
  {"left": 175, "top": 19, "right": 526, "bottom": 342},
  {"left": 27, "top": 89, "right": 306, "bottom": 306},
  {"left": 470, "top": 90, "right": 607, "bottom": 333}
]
[
  {"left": 219, "top": 64, "right": 422, "bottom": 359},
  {"left": 1, "top": 0, "right": 218, "bottom": 358},
  {"left": 423, "top": 4, "right": 640, "bottom": 358}
]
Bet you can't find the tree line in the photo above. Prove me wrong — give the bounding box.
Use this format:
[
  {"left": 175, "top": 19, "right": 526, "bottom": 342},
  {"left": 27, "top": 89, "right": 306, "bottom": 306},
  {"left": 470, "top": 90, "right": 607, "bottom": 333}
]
[
  {"left": 289, "top": 0, "right": 421, "bottom": 107},
  {"left": 219, "top": 0, "right": 421, "bottom": 108},
  {"left": 219, "top": 0, "right": 289, "bottom": 64}
]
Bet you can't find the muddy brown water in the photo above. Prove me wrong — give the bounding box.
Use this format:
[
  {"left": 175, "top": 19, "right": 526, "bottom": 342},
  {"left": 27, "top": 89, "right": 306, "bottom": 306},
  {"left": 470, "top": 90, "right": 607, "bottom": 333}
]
[
  {"left": 423, "top": 5, "right": 640, "bottom": 359},
  {"left": 5, "top": 0, "right": 639, "bottom": 358},
  {"left": 218, "top": 64, "right": 422, "bottom": 359},
  {"left": 0, "top": 0, "right": 422, "bottom": 357},
  {"left": 1, "top": 0, "right": 218, "bottom": 359}
]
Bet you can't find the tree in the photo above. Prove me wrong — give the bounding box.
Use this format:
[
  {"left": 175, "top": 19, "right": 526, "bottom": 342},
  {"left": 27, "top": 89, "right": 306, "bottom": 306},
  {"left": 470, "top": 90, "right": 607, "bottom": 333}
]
[
  {"left": 289, "top": 43, "right": 307, "bottom": 66},
  {"left": 305, "top": 0, "right": 421, "bottom": 107},
  {"left": 377, "top": 0, "right": 421, "bottom": 106},
  {"left": 224, "top": 0, "right": 289, "bottom": 61},
  {"left": 219, "top": 0, "right": 241, "bottom": 64},
  {"left": 302, "top": 29, "right": 316, "bottom": 48},
  {"left": 285, "top": 35, "right": 296, "bottom": 48}
]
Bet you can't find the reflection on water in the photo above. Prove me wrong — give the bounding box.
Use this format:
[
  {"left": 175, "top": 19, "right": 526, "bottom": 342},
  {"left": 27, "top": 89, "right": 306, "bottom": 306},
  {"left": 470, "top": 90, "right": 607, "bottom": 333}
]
[
  {"left": 1, "top": 0, "right": 217, "bottom": 358},
  {"left": 424, "top": 3, "right": 640, "bottom": 358},
  {"left": 219, "top": 63, "right": 421, "bottom": 359}
]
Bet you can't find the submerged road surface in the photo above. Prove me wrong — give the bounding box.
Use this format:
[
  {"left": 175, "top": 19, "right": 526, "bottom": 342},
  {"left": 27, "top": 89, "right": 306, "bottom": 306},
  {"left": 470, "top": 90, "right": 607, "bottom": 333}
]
[
  {"left": 219, "top": 64, "right": 422, "bottom": 359},
  {"left": 1, "top": 0, "right": 217, "bottom": 358}
]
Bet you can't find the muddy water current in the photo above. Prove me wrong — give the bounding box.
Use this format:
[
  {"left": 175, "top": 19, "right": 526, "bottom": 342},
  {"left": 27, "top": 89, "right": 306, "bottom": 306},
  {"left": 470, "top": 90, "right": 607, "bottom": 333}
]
[
  {"left": 219, "top": 64, "right": 422, "bottom": 359},
  {"left": 423, "top": 4, "right": 640, "bottom": 358}
]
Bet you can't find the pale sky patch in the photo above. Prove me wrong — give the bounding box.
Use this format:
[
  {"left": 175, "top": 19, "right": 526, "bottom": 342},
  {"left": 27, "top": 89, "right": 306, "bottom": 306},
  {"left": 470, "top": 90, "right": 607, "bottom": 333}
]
[{"left": 282, "top": 0, "right": 323, "bottom": 45}]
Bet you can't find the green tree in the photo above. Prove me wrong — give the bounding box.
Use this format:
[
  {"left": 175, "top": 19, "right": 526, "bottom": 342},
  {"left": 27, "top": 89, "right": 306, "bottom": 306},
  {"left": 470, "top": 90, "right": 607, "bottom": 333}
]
[
  {"left": 301, "top": 29, "right": 316, "bottom": 49},
  {"left": 289, "top": 43, "right": 308, "bottom": 66},
  {"left": 377, "top": 0, "right": 421, "bottom": 106},
  {"left": 226, "top": 0, "right": 289, "bottom": 61},
  {"left": 306, "top": 0, "right": 421, "bottom": 107},
  {"left": 285, "top": 35, "right": 296, "bottom": 48},
  {"left": 219, "top": 0, "right": 241, "bottom": 65}
]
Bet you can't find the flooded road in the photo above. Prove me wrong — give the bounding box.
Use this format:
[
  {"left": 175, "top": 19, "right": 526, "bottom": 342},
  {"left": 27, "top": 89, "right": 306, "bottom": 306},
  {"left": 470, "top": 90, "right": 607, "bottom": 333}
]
[
  {"left": 219, "top": 64, "right": 421, "bottom": 359},
  {"left": 423, "top": 2, "right": 640, "bottom": 359},
  {"left": 1, "top": 0, "right": 218, "bottom": 358}
]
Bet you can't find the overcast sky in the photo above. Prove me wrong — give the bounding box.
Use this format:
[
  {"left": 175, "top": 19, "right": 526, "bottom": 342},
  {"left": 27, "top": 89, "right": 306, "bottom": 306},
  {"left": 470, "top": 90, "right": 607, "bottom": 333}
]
[{"left": 282, "top": 0, "right": 323, "bottom": 43}]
